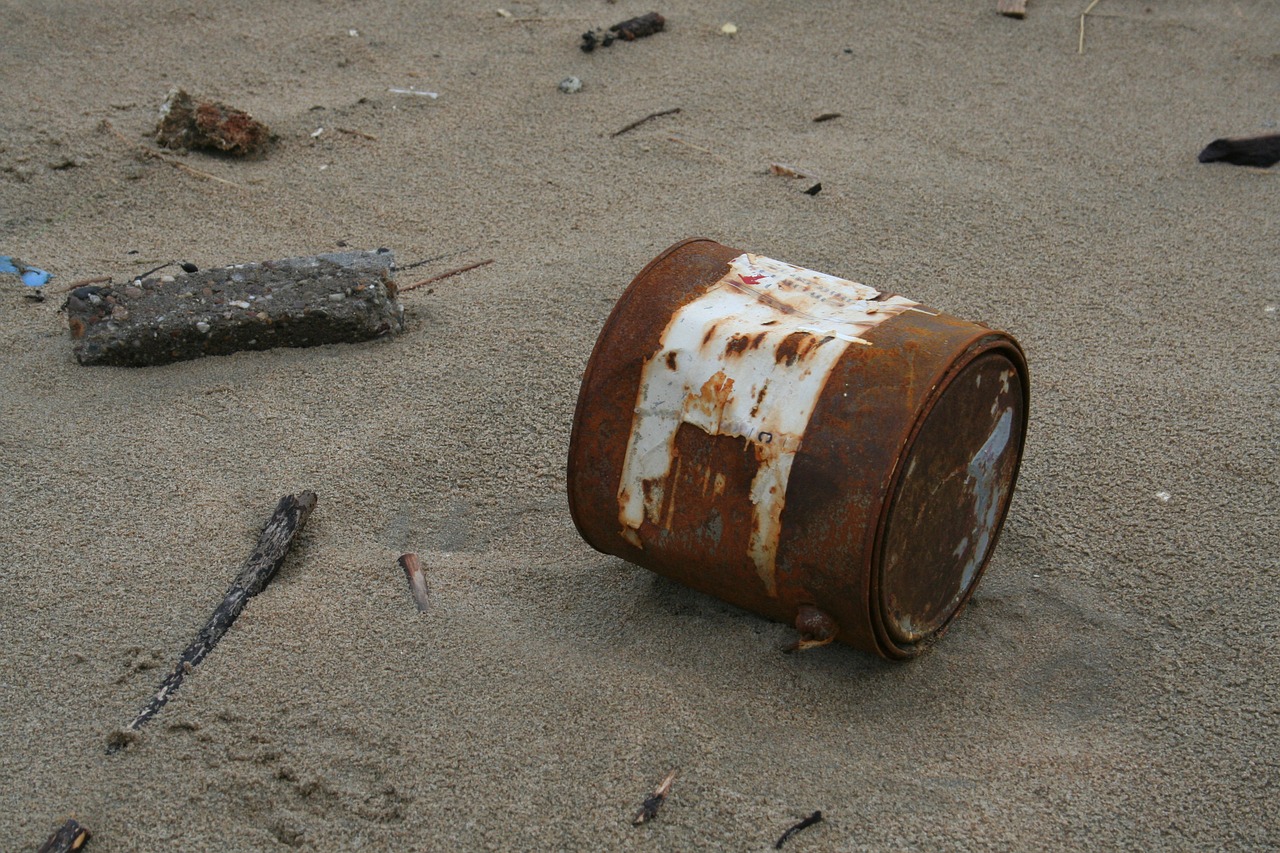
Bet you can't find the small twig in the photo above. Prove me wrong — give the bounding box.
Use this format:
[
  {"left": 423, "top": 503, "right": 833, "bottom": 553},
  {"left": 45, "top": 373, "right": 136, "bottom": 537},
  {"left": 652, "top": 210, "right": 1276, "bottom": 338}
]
[
  {"left": 611, "top": 108, "right": 682, "bottom": 138},
  {"left": 775, "top": 811, "right": 823, "bottom": 849},
  {"left": 39, "top": 818, "right": 90, "bottom": 853},
  {"left": 397, "top": 553, "right": 430, "bottom": 613},
  {"left": 100, "top": 119, "right": 245, "bottom": 188},
  {"left": 336, "top": 127, "right": 378, "bottom": 141},
  {"left": 399, "top": 259, "right": 494, "bottom": 293},
  {"left": 632, "top": 769, "right": 678, "bottom": 825},
  {"left": 1078, "top": 0, "right": 1103, "bottom": 54},
  {"left": 136, "top": 261, "right": 176, "bottom": 280}
]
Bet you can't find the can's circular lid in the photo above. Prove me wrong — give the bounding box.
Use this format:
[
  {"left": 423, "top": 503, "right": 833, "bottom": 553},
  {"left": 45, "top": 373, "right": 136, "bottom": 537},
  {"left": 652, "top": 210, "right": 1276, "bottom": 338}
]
[{"left": 877, "top": 350, "right": 1026, "bottom": 647}]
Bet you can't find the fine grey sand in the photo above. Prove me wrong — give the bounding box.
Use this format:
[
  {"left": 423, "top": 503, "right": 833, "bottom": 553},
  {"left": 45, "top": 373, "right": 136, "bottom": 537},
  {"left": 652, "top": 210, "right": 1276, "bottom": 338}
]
[{"left": 2, "top": 2, "right": 1277, "bottom": 849}]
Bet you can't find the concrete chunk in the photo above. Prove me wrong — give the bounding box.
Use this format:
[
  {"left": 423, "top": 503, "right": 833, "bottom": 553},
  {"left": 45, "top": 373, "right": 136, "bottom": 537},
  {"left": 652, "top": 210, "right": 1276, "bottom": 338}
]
[{"left": 67, "top": 250, "right": 403, "bottom": 367}]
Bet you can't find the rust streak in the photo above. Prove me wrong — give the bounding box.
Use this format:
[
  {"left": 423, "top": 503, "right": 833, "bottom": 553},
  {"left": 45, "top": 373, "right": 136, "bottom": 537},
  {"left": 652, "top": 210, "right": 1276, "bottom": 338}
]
[
  {"left": 749, "top": 382, "right": 769, "bottom": 418},
  {"left": 724, "top": 333, "right": 752, "bottom": 356},
  {"left": 663, "top": 456, "right": 682, "bottom": 530},
  {"left": 774, "top": 331, "right": 816, "bottom": 366}
]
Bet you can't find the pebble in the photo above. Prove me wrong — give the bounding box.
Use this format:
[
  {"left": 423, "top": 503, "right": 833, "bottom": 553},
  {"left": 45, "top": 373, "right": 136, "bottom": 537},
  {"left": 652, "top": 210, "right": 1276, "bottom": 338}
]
[
  {"left": 124, "top": 286, "right": 143, "bottom": 299},
  {"left": 229, "top": 300, "right": 251, "bottom": 309},
  {"left": 328, "top": 292, "right": 346, "bottom": 302},
  {"left": 196, "top": 321, "right": 211, "bottom": 334},
  {"left": 720, "top": 22, "right": 738, "bottom": 36},
  {"left": 558, "top": 76, "right": 583, "bottom": 94}
]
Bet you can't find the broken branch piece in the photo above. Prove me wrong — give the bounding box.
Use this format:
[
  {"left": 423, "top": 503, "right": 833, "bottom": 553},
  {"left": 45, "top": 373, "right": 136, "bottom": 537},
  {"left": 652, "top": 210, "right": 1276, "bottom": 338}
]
[
  {"left": 775, "top": 811, "right": 823, "bottom": 849},
  {"left": 399, "top": 259, "right": 494, "bottom": 293},
  {"left": 38, "top": 819, "right": 90, "bottom": 853},
  {"left": 997, "top": 0, "right": 1028, "bottom": 18},
  {"left": 611, "top": 108, "right": 682, "bottom": 138},
  {"left": 581, "top": 11, "right": 665, "bottom": 52},
  {"left": 398, "top": 553, "right": 430, "bottom": 613},
  {"left": 632, "top": 769, "right": 678, "bottom": 824},
  {"left": 107, "top": 493, "right": 317, "bottom": 751}
]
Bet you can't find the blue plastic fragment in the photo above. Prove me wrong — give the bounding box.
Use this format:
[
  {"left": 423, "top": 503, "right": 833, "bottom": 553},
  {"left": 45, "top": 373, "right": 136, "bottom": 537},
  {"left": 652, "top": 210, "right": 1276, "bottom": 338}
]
[{"left": 0, "top": 255, "right": 52, "bottom": 286}]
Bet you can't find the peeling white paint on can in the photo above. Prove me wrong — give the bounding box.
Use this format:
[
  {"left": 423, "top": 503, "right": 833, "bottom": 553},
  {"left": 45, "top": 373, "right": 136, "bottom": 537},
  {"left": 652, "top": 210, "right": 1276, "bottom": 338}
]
[{"left": 617, "top": 253, "right": 920, "bottom": 595}]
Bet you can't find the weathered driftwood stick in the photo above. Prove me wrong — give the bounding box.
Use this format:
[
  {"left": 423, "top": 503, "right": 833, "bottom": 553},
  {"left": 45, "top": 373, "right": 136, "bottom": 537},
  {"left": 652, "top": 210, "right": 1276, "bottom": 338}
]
[
  {"left": 66, "top": 251, "right": 403, "bottom": 367},
  {"left": 997, "top": 0, "right": 1028, "bottom": 18},
  {"left": 108, "top": 492, "right": 317, "bottom": 751},
  {"left": 632, "top": 769, "right": 677, "bottom": 825},
  {"left": 398, "top": 553, "right": 430, "bottom": 613},
  {"left": 38, "top": 818, "right": 90, "bottom": 853}
]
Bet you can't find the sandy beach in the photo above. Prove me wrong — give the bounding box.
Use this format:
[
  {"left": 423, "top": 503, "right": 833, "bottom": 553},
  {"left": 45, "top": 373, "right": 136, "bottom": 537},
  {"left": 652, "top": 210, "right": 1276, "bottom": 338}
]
[{"left": 2, "top": 1, "right": 1277, "bottom": 849}]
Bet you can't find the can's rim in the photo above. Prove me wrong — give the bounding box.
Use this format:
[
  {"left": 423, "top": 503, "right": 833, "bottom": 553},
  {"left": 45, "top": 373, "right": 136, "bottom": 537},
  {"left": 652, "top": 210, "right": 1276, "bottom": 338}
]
[{"left": 867, "top": 331, "right": 1031, "bottom": 659}]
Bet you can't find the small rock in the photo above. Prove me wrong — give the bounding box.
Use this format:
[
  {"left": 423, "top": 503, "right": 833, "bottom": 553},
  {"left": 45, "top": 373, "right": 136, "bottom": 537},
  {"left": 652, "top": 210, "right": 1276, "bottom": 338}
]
[
  {"left": 155, "top": 88, "right": 273, "bottom": 157},
  {"left": 720, "top": 22, "right": 738, "bottom": 36},
  {"left": 196, "top": 321, "right": 211, "bottom": 334},
  {"left": 558, "top": 76, "right": 583, "bottom": 94}
]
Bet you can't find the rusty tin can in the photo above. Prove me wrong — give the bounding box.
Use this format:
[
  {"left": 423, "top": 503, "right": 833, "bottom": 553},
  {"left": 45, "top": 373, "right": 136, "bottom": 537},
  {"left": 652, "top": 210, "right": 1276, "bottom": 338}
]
[{"left": 566, "top": 239, "right": 1029, "bottom": 659}]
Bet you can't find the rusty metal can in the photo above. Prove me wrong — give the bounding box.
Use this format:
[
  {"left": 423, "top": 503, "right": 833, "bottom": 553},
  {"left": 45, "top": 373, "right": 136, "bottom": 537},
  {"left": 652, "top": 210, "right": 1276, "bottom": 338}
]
[{"left": 567, "top": 239, "right": 1029, "bottom": 659}]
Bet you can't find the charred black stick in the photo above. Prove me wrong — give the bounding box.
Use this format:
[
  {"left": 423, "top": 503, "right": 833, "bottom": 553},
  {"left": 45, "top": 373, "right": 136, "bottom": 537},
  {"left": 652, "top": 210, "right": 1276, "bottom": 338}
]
[
  {"left": 38, "top": 818, "right": 90, "bottom": 853},
  {"left": 613, "top": 12, "right": 665, "bottom": 41},
  {"left": 1198, "top": 134, "right": 1280, "bottom": 168},
  {"left": 775, "top": 810, "right": 823, "bottom": 849},
  {"left": 398, "top": 553, "right": 430, "bottom": 613},
  {"left": 581, "top": 11, "right": 665, "bottom": 52},
  {"left": 107, "top": 492, "right": 317, "bottom": 751},
  {"left": 611, "top": 108, "right": 681, "bottom": 138},
  {"left": 632, "top": 769, "right": 677, "bottom": 824}
]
